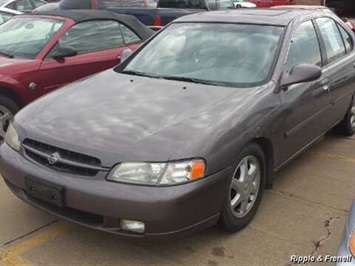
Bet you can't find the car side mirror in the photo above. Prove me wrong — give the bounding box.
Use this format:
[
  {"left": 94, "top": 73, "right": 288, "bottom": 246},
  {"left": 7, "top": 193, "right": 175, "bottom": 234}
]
[
  {"left": 52, "top": 46, "right": 78, "bottom": 59},
  {"left": 121, "top": 48, "right": 133, "bottom": 63},
  {"left": 280, "top": 64, "right": 322, "bottom": 89}
]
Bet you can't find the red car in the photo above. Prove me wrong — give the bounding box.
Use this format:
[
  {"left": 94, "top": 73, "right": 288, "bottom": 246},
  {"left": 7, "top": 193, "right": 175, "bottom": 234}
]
[
  {"left": 0, "top": 10, "right": 153, "bottom": 139},
  {"left": 249, "top": 0, "right": 294, "bottom": 7}
]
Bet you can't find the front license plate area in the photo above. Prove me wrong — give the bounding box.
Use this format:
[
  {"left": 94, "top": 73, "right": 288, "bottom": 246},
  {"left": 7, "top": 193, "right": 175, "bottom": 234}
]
[{"left": 25, "top": 177, "right": 65, "bottom": 207}]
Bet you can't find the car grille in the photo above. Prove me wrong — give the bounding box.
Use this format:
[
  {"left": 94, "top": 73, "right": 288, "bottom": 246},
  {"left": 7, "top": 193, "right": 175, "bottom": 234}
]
[{"left": 22, "top": 139, "right": 106, "bottom": 176}]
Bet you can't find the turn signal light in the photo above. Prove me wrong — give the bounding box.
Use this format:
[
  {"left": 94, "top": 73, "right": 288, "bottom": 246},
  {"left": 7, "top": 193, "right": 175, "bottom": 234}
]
[
  {"left": 350, "top": 229, "right": 355, "bottom": 257},
  {"left": 190, "top": 160, "right": 205, "bottom": 180}
]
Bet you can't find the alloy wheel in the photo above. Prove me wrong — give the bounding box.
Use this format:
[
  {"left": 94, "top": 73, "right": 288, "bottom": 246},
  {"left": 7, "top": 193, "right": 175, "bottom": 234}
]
[
  {"left": 350, "top": 101, "right": 355, "bottom": 130},
  {"left": 0, "top": 105, "right": 14, "bottom": 142},
  {"left": 230, "top": 155, "right": 261, "bottom": 218}
]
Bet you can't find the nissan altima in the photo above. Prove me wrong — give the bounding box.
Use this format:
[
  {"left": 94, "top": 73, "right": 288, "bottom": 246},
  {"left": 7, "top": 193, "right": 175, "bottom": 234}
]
[{"left": 1, "top": 9, "right": 354, "bottom": 238}]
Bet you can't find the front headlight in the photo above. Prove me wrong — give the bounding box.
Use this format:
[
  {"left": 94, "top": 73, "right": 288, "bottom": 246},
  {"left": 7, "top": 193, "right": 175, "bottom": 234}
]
[
  {"left": 4, "top": 123, "right": 20, "bottom": 152},
  {"left": 107, "top": 159, "right": 206, "bottom": 186}
]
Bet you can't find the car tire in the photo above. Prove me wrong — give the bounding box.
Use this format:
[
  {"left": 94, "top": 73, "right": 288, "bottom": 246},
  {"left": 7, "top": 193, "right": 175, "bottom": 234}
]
[
  {"left": 219, "top": 143, "right": 266, "bottom": 232},
  {"left": 337, "top": 96, "right": 355, "bottom": 136},
  {"left": 236, "top": 4, "right": 242, "bottom": 8},
  {"left": 0, "top": 96, "right": 19, "bottom": 142}
]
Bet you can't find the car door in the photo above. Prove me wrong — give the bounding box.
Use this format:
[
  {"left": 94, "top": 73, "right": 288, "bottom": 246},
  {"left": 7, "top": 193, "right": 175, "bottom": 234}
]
[
  {"left": 314, "top": 17, "right": 355, "bottom": 127},
  {"left": 38, "top": 20, "right": 131, "bottom": 92},
  {"left": 277, "top": 20, "right": 332, "bottom": 162}
]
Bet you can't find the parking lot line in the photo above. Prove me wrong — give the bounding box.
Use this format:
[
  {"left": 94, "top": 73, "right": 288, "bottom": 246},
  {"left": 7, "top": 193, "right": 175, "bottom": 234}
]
[
  {"left": 310, "top": 151, "right": 355, "bottom": 163},
  {"left": 1, "top": 223, "right": 67, "bottom": 266}
]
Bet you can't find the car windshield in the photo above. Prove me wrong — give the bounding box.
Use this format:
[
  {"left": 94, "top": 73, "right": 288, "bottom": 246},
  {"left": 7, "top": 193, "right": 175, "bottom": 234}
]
[
  {"left": 120, "top": 23, "right": 284, "bottom": 87},
  {"left": 0, "top": 17, "right": 64, "bottom": 59}
]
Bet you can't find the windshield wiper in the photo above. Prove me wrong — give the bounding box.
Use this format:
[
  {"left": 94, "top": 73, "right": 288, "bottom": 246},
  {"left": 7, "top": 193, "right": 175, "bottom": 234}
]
[
  {"left": 121, "top": 71, "right": 227, "bottom": 86},
  {"left": 121, "top": 70, "right": 162, "bottom": 79},
  {"left": 162, "top": 76, "right": 226, "bottom": 86},
  {"left": 0, "top": 51, "right": 14, "bottom": 58}
]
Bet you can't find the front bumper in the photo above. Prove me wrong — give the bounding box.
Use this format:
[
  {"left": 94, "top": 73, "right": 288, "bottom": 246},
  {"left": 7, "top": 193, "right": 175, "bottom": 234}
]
[{"left": 0, "top": 143, "right": 231, "bottom": 238}]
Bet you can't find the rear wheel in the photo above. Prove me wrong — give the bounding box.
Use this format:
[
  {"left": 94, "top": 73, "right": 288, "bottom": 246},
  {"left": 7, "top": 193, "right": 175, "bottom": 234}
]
[
  {"left": 219, "top": 143, "right": 266, "bottom": 232},
  {"left": 0, "top": 96, "right": 19, "bottom": 143},
  {"left": 337, "top": 96, "right": 355, "bottom": 136},
  {"left": 236, "top": 4, "right": 242, "bottom": 8}
]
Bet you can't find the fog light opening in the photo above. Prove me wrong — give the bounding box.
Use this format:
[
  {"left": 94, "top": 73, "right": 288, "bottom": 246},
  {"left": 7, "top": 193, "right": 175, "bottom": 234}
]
[{"left": 120, "top": 220, "right": 145, "bottom": 233}]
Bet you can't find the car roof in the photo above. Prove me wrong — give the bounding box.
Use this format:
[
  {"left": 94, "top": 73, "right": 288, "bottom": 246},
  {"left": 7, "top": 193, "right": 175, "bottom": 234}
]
[
  {"left": 28, "top": 9, "right": 138, "bottom": 23},
  {"left": 21, "top": 10, "right": 154, "bottom": 40},
  {"left": 175, "top": 9, "right": 323, "bottom": 26}
]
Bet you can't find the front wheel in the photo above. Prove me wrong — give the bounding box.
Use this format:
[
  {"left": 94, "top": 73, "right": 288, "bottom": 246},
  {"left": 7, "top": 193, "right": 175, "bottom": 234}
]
[
  {"left": 236, "top": 4, "right": 242, "bottom": 8},
  {"left": 0, "top": 96, "right": 19, "bottom": 143},
  {"left": 219, "top": 143, "right": 266, "bottom": 232}
]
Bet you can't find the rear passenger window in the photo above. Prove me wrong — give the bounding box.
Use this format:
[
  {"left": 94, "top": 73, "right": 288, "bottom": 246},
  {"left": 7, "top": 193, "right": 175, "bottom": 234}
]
[
  {"left": 316, "top": 18, "right": 346, "bottom": 63},
  {"left": 338, "top": 25, "right": 353, "bottom": 53},
  {"left": 286, "top": 20, "right": 322, "bottom": 72}
]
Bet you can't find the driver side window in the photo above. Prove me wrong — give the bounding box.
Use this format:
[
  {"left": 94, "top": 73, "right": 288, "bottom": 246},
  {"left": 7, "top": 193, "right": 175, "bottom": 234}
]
[
  {"left": 46, "top": 20, "right": 125, "bottom": 58},
  {"left": 286, "top": 20, "right": 322, "bottom": 72}
]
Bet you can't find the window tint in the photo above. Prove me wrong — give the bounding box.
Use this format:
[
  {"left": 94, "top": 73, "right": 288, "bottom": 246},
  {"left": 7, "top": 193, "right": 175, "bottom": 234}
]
[
  {"left": 120, "top": 24, "right": 140, "bottom": 44},
  {"left": 16, "top": 0, "right": 33, "bottom": 11},
  {"left": 316, "top": 17, "right": 346, "bottom": 63},
  {"left": 286, "top": 20, "right": 322, "bottom": 71},
  {"left": 49, "top": 20, "right": 124, "bottom": 56},
  {"left": 338, "top": 25, "right": 353, "bottom": 53}
]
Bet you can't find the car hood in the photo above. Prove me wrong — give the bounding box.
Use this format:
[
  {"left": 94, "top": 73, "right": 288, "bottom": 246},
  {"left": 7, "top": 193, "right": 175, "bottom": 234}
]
[{"left": 15, "top": 69, "right": 257, "bottom": 167}]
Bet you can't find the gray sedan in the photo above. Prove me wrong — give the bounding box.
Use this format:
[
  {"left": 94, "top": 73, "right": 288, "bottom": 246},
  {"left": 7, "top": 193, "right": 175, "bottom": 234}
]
[{"left": 1, "top": 9, "right": 355, "bottom": 238}]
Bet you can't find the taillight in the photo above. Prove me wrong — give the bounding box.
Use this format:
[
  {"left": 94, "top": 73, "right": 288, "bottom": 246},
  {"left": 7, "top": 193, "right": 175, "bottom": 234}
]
[{"left": 154, "top": 12, "right": 161, "bottom": 27}]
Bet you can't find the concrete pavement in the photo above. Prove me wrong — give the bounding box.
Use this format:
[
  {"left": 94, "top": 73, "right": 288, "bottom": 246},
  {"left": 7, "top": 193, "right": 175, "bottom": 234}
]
[{"left": 0, "top": 132, "right": 354, "bottom": 266}]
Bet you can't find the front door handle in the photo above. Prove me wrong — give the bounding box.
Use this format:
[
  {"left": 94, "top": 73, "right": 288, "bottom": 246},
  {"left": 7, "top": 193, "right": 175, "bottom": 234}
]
[
  {"left": 320, "top": 78, "right": 330, "bottom": 92},
  {"left": 322, "top": 85, "right": 330, "bottom": 91}
]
